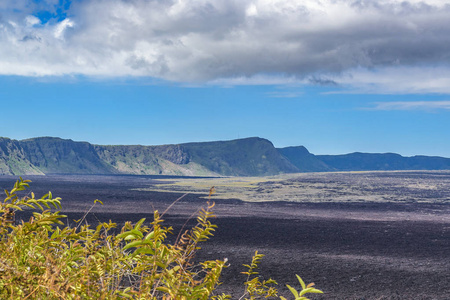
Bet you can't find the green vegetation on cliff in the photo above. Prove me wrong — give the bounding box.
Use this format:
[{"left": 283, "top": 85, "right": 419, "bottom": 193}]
[
  {"left": 1, "top": 136, "right": 450, "bottom": 176},
  {"left": 0, "top": 137, "right": 298, "bottom": 176},
  {"left": 20, "top": 137, "right": 116, "bottom": 175},
  {"left": 0, "top": 138, "right": 43, "bottom": 175},
  {"left": 318, "top": 152, "right": 450, "bottom": 171},
  {"left": 277, "top": 146, "right": 331, "bottom": 172},
  {"left": 94, "top": 144, "right": 218, "bottom": 176},
  {"left": 182, "top": 137, "right": 299, "bottom": 176}
]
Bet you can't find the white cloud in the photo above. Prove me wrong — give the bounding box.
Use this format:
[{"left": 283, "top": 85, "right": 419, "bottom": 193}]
[
  {"left": 266, "top": 91, "right": 303, "bottom": 98},
  {"left": 54, "top": 19, "right": 74, "bottom": 40},
  {"left": 369, "top": 101, "right": 450, "bottom": 111},
  {"left": 1, "top": 0, "right": 450, "bottom": 93},
  {"left": 332, "top": 66, "right": 450, "bottom": 94},
  {"left": 25, "top": 16, "right": 40, "bottom": 27}
]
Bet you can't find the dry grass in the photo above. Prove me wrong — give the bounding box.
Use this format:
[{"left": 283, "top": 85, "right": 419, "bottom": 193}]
[{"left": 134, "top": 171, "right": 450, "bottom": 204}]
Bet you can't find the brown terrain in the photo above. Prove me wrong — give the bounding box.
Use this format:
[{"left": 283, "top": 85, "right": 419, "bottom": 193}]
[{"left": 1, "top": 171, "right": 449, "bottom": 299}]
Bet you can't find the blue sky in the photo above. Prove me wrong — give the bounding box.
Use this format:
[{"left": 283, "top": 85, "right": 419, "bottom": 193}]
[{"left": 1, "top": 0, "right": 450, "bottom": 157}]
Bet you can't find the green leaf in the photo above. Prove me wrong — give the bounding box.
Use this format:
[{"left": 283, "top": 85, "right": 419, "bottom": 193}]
[
  {"left": 286, "top": 284, "right": 299, "bottom": 298},
  {"left": 8, "top": 205, "right": 22, "bottom": 211},
  {"left": 296, "top": 274, "right": 306, "bottom": 290},
  {"left": 50, "top": 200, "right": 61, "bottom": 209},
  {"left": 132, "top": 247, "right": 155, "bottom": 256},
  {"left": 117, "top": 229, "right": 143, "bottom": 240},
  {"left": 116, "top": 291, "right": 133, "bottom": 299},
  {"left": 134, "top": 218, "right": 146, "bottom": 230},
  {"left": 299, "top": 287, "right": 323, "bottom": 296},
  {"left": 115, "top": 231, "right": 130, "bottom": 239},
  {"left": 124, "top": 235, "right": 137, "bottom": 241},
  {"left": 50, "top": 227, "right": 61, "bottom": 239},
  {"left": 130, "top": 229, "right": 144, "bottom": 239},
  {"left": 41, "top": 201, "right": 51, "bottom": 209},
  {"left": 29, "top": 199, "right": 43, "bottom": 210},
  {"left": 144, "top": 231, "right": 154, "bottom": 240},
  {"left": 123, "top": 240, "right": 143, "bottom": 250},
  {"left": 156, "top": 286, "right": 170, "bottom": 293}
]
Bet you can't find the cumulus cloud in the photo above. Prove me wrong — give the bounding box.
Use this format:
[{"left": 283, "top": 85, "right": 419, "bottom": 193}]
[
  {"left": 54, "top": 18, "right": 74, "bottom": 39},
  {"left": 1, "top": 0, "right": 450, "bottom": 92}
]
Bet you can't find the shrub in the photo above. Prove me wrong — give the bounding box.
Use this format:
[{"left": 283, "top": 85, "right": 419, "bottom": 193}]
[{"left": 0, "top": 178, "right": 322, "bottom": 299}]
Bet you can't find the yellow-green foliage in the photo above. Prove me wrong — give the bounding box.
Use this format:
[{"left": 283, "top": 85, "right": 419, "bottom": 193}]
[{"left": 0, "top": 178, "right": 322, "bottom": 299}]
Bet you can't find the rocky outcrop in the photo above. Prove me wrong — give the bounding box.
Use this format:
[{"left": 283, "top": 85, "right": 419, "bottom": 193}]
[
  {"left": 154, "top": 145, "right": 190, "bottom": 165},
  {"left": 20, "top": 137, "right": 116, "bottom": 174},
  {"left": 0, "top": 137, "right": 43, "bottom": 175}
]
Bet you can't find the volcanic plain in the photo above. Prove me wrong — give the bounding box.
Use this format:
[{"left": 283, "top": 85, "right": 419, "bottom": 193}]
[{"left": 1, "top": 171, "right": 449, "bottom": 299}]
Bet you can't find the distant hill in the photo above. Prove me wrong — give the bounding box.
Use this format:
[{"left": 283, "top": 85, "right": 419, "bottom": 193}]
[
  {"left": 1, "top": 136, "right": 449, "bottom": 176},
  {"left": 317, "top": 152, "right": 450, "bottom": 171},
  {"left": 277, "top": 146, "right": 331, "bottom": 172},
  {"left": 0, "top": 136, "right": 299, "bottom": 176},
  {"left": 182, "top": 137, "right": 299, "bottom": 176}
]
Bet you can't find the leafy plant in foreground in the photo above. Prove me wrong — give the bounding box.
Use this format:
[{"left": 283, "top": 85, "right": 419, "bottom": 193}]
[
  {"left": 280, "top": 275, "right": 323, "bottom": 300},
  {"left": 0, "top": 178, "right": 323, "bottom": 299}
]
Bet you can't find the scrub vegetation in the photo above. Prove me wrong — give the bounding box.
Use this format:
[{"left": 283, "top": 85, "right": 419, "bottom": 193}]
[
  {"left": 136, "top": 171, "right": 450, "bottom": 204},
  {"left": 0, "top": 178, "right": 322, "bottom": 299}
]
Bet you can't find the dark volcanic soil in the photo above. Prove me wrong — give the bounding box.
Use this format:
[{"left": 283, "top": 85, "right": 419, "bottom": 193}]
[{"left": 1, "top": 174, "right": 449, "bottom": 300}]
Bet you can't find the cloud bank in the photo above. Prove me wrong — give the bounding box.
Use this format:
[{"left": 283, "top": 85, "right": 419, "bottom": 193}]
[{"left": 2, "top": 0, "right": 450, "bottom": 92}]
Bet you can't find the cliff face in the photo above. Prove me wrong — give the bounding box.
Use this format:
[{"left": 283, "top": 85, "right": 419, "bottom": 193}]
[
  {"left": 94, "top": 138, "right": 298, "bottom": 176},
  {"left": 0, "top": 136, "right": 297, "bottom": 176},
  {"left": 0, "top": 138, "right": 43, "bottom": 175},
  {"left": 277, "top": 146, "right": 331, "bottom": 172},
  {"left": 94, "top": 144, "right": 197, "bottom": 176},
  {"left": 94, "top": 145, "right": 163, "bottom": 175},
  {"left": 19, "top": 137, "right": 116, "bottom": 174},
  {"left": 1, "top": 136, "right": 450, "bottom": 176},
  {"left": 154, "top": 145, "right": 190, "bottom": 165},
  {"left": 182, "top": 137, "right": 299, "bottom": 176}
]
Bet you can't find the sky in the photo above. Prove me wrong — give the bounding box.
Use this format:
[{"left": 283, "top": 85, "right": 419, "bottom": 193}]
[{"left": 1, "top": 0, "right": 450, "bottom": 157}]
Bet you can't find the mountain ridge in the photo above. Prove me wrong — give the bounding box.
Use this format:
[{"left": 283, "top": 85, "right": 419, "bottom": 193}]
[{"left": 1, "top": 136, "right": 449, "bottom": 176}]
